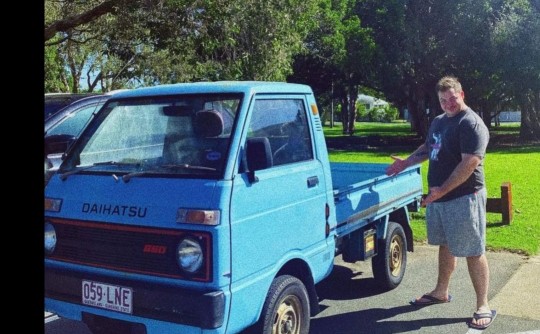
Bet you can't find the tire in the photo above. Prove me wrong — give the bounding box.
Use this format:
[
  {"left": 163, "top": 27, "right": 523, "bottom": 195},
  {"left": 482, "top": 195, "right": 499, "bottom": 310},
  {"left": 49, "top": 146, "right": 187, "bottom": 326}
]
[
  {"left": 255, "top": 275, "right": 310, "bottom": 334},
  {"left": 371, "top": 222, "right": 407, "bottom": 290}
]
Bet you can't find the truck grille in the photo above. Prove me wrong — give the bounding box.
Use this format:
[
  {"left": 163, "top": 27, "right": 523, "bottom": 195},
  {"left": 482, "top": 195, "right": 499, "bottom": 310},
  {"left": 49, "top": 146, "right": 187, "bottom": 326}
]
[{"left": 45, "top": 218, "right": 212, "bottom": 281}]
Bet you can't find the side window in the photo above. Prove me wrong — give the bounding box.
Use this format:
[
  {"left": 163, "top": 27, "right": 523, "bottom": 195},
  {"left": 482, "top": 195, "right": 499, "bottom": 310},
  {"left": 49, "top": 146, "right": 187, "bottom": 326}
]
[
  {"left": 47, "top": 103, "right": 103, "bottom": 137},
  {"left": 248, "top": 99, "right": 313, "bottom": 166}
]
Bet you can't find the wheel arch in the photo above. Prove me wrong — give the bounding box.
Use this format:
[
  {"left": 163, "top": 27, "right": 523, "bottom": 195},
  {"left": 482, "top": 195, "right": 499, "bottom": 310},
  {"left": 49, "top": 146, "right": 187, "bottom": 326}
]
[
  {"left": 389, "top": 207, "right": 414, "bottom": 252},
  {"left": 276, "top": 258, "right": 320, "bottom": 316}
]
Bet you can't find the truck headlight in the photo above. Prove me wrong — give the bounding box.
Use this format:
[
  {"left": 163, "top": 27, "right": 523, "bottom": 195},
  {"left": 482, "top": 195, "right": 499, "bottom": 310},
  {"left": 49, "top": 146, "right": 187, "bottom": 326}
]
[
  {"left": 177, "top": 237, "right": 203, "bottom": 273},
  {"left": 45, "top": 222, "right": 57, "bottom": 255}
]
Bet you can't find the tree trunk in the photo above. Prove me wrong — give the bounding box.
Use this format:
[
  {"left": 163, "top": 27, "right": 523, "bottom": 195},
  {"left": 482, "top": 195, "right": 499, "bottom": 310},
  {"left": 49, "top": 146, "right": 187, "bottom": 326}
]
[
  {"left": 406, "top": 84, "right": 429, "bottom": 139},
  {"left": 476, "top": 100, "right": 494, "bottom": 129},
  {"left": 519, "top": 90, "right": 540, "bottom": 141},
  {"left": 346, "top": 85, "right": 358, "bottom": 135},
  {"left": 340, "top": 95, "right": 349, "bottom": 134}
]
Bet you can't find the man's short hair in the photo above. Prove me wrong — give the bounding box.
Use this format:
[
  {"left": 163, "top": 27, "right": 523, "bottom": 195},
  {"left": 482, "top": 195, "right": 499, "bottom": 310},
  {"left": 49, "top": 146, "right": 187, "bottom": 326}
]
[{"left": 436, "top": 76, "right": 462, "bottom": 93}]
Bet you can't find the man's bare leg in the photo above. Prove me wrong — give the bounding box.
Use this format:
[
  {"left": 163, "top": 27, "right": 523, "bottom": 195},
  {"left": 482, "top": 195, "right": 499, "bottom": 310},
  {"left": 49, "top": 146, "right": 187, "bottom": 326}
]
[
  {"left": 432, "top": 245, "right": 457, "bottom": 298},
  {"left": 467, "top": 254, "right": 492, "bottom": 327},
  {"left": 413, "top": 245, "right": 456, "bottom": 302}
]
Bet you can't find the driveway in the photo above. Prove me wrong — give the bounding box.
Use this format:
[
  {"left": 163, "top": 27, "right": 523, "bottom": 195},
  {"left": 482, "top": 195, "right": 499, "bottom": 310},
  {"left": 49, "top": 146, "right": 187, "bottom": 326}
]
[{"left": 311, "top": 245, "right": 540, "bottom": 334}]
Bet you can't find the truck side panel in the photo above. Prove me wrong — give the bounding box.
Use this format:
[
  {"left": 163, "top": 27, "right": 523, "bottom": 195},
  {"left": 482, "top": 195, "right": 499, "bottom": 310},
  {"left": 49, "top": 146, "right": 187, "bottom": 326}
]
[{"left": 331, "top": 163, "right": 422, "bottom": 238}]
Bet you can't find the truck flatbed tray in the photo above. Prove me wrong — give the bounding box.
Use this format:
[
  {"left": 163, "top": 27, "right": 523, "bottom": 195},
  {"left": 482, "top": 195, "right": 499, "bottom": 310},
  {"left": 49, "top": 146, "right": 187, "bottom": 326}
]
[{"left": 330, "top": 163, "right": 422, "bottom": 237}]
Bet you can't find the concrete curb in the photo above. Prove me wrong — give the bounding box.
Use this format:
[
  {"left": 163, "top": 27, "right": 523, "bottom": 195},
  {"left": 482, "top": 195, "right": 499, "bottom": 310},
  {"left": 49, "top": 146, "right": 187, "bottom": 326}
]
[{"left": 490, "top": 254, "right": 540, "bottom": 321}]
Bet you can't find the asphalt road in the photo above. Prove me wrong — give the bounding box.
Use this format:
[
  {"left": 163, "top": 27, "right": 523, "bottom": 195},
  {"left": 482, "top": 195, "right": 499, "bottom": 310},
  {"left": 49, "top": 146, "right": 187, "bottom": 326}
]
[
  {"left": 311, "top": 245, "right": 540, "bottom": 334},
  {"left": 45, "top": 245, "right": 540, "bottom": 334}
]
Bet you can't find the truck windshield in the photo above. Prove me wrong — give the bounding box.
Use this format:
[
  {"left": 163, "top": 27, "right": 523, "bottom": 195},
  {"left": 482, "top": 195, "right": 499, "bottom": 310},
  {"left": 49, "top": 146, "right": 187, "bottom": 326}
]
[{"left": 60, "top": 94, "right": 241, "bottom": 178}]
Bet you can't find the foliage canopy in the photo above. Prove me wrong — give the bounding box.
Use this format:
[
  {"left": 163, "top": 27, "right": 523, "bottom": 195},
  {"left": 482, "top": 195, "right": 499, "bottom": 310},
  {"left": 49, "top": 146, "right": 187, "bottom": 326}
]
[{"left": 44, "top": 0, "right": 540, "bottom": 140}]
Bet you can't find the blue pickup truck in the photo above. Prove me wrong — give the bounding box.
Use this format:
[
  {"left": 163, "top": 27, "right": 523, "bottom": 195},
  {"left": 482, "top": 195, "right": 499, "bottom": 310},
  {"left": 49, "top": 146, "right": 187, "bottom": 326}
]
[{"left": 44, "top": 82, "right": 422, "bottom": 334}]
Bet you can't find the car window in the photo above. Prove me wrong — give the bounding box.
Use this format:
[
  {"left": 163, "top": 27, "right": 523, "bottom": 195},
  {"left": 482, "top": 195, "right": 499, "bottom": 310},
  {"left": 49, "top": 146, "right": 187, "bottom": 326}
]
[
  {"left": 248, "top": 99, "right": 313, "bottom": 166},
  {"left": 62, "top": 94, "right": 240, "bottom": 178},
  {"left": 44, "top": 101, "right": 69, "bottom": 119},
  {"left": 44, "top": 93, "right": 97, "bottom": 119},
  {"left": 46, "top": 103, "right": 104, "bottom": 138}
]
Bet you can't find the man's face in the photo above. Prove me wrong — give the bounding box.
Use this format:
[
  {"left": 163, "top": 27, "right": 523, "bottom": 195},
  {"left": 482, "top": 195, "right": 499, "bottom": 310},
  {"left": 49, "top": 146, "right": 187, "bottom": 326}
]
[{"left": 438, "top": 88, "right": 465, "bottom": 117}]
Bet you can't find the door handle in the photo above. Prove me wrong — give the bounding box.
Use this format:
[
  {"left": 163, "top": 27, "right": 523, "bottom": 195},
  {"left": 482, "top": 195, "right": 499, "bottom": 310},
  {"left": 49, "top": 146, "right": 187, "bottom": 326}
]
[{"left": 307, "top": 176, "right": 319, "bottom": 188}]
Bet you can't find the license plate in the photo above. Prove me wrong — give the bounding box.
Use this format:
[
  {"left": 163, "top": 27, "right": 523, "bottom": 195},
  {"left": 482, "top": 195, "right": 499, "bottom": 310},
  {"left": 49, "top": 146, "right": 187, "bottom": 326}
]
[{"left": 82, "top": 280, "right": 132, "bottom": 314}]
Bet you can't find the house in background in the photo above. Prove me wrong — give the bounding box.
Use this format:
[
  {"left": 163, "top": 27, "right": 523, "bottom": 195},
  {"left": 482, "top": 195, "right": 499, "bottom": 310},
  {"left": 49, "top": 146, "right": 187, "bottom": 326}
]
[
  {"left": 357, "top": 94, "right": 389, "bottom": 110},
  {"left": 497, "top": 111, "right": 521, "bottom": 122}
]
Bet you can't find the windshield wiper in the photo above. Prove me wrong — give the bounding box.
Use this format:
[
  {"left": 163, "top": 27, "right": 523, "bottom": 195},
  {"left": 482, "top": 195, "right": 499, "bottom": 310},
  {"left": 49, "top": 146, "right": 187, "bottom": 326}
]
[
  {"left": 122, "top": 164, "right": 216, "bottom": 182},
  {"left": 59, "top": 161, "right": 140, "bottom": 181}
]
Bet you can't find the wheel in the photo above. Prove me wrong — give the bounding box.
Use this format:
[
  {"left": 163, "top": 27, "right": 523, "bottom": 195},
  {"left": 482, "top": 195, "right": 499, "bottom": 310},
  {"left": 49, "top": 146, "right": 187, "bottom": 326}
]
[
  {"left": 371, "top": 222, "right": 407, "bottom": 290},
  {"left": 255, "top": 275, "right": 310, "bottom": 334}
]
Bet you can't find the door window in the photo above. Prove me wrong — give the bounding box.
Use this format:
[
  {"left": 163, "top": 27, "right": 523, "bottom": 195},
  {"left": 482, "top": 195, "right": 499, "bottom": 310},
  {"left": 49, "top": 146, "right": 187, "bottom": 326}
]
[{"left": 248, "top": 99, "right": 313, "bottom": 166}]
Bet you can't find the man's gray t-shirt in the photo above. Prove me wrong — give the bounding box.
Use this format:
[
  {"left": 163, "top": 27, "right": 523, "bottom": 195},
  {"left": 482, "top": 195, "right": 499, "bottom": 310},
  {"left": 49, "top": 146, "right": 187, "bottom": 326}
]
[{"left": 426, "top": 108, "right": 489, "bottom": 202}]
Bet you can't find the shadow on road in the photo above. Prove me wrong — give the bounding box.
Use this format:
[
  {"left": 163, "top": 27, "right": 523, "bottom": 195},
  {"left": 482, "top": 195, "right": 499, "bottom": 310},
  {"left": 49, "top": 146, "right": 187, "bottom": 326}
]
[
  {"left": 310, "top": 305, "right": 469, "bottom": 334},
  {"left": 315, "top": 263, "right": 387, "bottom": 300}
]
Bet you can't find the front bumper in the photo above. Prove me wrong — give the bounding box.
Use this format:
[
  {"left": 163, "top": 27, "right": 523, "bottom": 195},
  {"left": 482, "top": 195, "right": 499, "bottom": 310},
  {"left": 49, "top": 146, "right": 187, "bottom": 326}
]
[{"left": 45, "top": 268, "right": 225, "bottom": 329}]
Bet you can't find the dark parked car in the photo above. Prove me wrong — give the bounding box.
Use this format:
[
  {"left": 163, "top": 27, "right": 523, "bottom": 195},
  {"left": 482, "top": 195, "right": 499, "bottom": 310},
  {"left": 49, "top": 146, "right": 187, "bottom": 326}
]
[
  {"left": 44, "top": 94, "right": 113, "bottom": 184},
  {"left": 44, "top": 93, "right": 98, "bottom": 120}
]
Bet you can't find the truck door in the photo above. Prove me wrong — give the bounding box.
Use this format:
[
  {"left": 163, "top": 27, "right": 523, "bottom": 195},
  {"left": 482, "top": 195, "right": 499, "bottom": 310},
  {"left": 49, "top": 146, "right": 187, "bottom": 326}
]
[{"left": 228, "top": 95, "right": 327, "bottom": 320}]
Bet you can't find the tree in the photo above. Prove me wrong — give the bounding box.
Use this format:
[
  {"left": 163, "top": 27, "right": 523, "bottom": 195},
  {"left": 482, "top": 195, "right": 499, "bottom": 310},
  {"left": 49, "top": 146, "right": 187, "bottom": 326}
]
[
  {"left": 354, "top": 0, "right": 538, "bottom": 139},
  {"left": 289, "top": 0, "right": 376, "bottom": 134},
  {"left": 492, "top": 0, "right": 540, "bottom": 140},
  {"left": 187, "top": 0, "right": 319, "bottom": 81},
  {"left": 44, "top": 0, "right": 129, "bottom": 42},
  {"left": 45, "top": 0, "right": 320, "bottom": 91},
  {"left": 44, "top": 38, "right": 71, "bottom": 92},
  {"left": 289, "top": 0, "right": 349, "bottom": 124},
  {"left": 44, "top": 0, "right": 151, "bottom": 92}
]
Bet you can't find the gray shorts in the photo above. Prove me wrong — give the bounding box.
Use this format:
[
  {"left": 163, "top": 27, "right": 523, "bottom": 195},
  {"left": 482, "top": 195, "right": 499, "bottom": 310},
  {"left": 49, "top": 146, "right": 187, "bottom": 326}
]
[{"left": 426, "top": 188, "right": 487, "bottom": 257}]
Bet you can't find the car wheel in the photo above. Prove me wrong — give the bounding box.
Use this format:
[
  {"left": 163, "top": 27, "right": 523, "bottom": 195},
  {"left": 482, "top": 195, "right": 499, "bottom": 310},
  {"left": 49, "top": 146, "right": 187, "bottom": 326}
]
[
  {"left": 255, "top": 275, "right": 310, "bottom": 334},
  {"left": 371, "top": 222, "right": 407, "bottom": 290}
]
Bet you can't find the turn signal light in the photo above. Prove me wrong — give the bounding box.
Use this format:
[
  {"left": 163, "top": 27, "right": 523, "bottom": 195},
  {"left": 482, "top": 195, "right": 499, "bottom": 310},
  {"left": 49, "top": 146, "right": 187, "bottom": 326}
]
[{"left": 176, "top": 209, "right": 220, "bottom": 225}]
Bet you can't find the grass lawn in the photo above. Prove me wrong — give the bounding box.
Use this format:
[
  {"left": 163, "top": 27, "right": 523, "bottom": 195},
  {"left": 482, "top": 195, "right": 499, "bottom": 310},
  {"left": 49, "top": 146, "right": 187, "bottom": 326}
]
[{"left": 326, "top": 122, "right": 540, "bottom": 256}]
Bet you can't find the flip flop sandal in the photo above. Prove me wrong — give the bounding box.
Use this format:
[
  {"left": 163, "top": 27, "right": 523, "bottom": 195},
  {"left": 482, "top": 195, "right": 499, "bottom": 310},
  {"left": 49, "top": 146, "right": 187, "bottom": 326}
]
[
  {"left": 409, "top": 293, "right": 453, "bottom": 306},
  {"left": 467, "top": 310, "right": 497, "bottom": 330}
]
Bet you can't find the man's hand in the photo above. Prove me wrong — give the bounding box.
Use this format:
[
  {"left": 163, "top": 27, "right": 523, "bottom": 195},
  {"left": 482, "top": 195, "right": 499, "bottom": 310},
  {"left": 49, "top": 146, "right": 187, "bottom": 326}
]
[
  {"left": 385, "top": 155, "right": 408, "bottom": 176},
  {"left": 420, "top": 153, "right": 482, "bottom": 207},
  {"left": 421, "top": 187, "right": 445, "bottom": 207}
]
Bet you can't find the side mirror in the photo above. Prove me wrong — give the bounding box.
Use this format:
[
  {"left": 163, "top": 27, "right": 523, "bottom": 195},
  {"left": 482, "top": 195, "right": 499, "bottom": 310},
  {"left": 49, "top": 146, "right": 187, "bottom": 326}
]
[
  {"left": 245, "top": 137, "right": 273, "bottom": 183},
  {"left": 44, "top": 134, "right": 76, "bottom": 155}
]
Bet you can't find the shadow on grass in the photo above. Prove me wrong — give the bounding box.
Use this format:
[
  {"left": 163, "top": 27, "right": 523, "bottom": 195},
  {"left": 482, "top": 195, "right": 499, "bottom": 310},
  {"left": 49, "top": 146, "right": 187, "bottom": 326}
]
[
  {"left": 488, "top": 145, "right": 540, "bottom": 154},
  {"left": 325, "top": 135, "right": 423, "bottom": 152},
  {"left": 324, "top": 122, "right": 539, "bottom": 153},
  {"left": 487, "top": 221, "right": 510, "bottom": 228}
]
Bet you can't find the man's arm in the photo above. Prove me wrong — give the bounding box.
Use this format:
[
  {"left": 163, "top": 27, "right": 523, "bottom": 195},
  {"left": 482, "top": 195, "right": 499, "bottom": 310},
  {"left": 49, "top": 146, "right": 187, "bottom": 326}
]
[
  {"left": 385, "top": 143, "right": 429, "bottom": 176},
  {"left": 423, "top": 153, "right": 482, "bottom": 204}
]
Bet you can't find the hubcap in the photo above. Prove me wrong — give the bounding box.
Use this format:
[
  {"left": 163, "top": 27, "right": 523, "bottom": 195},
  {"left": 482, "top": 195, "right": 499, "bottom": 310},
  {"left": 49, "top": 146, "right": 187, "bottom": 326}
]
[
  {"left": 272, "top": 295, "right": 302, "bottom": 334},
  {"left": 389, "top": 235, "right": 403, "bottom": 276}
]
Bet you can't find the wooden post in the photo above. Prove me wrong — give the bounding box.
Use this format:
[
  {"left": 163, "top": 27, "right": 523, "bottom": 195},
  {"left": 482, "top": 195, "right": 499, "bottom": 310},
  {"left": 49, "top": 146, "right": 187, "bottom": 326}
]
[
  {"left": 501, "top": 182, "right": 512, "bottom": 225},
  {"left": 486, "top": 182, "right": 513, "bottom": 225}
]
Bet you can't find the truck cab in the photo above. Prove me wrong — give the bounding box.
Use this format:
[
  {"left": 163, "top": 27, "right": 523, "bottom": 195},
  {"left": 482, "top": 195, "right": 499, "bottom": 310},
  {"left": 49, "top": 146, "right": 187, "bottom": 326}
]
[{"left": 45, "top": 82, "right": 336, "bottom": 334}]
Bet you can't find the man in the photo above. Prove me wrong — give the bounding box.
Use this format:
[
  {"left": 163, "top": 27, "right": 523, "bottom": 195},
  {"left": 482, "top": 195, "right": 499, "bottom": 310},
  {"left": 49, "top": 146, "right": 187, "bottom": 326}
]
[{"left": 386, "top": 76, "right": 495, "bottom": 330}]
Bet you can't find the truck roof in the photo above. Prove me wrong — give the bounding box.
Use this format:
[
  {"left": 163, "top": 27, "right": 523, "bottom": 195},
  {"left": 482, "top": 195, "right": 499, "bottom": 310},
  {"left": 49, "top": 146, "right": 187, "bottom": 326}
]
[{"left": 112, "top": 81, "right": 313, "bottom": 99}]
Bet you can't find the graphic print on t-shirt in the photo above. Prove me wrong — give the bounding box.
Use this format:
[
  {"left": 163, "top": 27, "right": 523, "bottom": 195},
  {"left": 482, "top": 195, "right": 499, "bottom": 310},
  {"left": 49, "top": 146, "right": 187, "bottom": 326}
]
[{"left": 430, "top": 132, "right": 442, "bottom": 161}]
